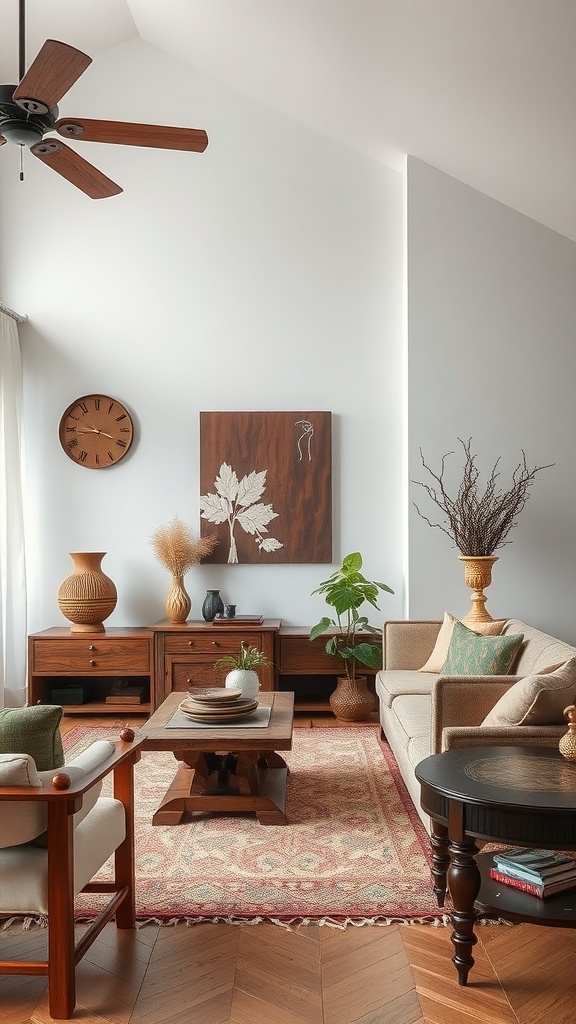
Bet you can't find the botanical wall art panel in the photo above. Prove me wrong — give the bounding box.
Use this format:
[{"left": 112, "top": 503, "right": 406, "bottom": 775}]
[{"left": 199, "top": 412, "right": 332, "bottom": 564}]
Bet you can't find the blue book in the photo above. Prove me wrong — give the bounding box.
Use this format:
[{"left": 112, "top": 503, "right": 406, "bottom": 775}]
[{"left": 493, "top": 849, "right": 576, "bottom": 883}]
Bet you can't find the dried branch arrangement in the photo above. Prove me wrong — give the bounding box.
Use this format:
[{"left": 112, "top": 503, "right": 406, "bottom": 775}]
[
  {"left": 412, "top": 438, "right": 553, "bottom": 556},
  {"left": 150, "top": 516, "right": 217, "bottom": 576}
]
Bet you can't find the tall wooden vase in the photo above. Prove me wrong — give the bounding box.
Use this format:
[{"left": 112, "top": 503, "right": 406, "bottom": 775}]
[
  {"left": 459, "top": 554, "right": 499, "bottom": 626},
  {"left": 165, "top": 575, "right": 191, "bottom": 623},
  {"left": 57, "top": 552, "right": 117, "bottom": 633}
]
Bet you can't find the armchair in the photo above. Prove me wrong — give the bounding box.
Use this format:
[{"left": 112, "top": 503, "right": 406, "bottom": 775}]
[{"left": 0, "top": 727, "right": 141, "bottom": 1019}]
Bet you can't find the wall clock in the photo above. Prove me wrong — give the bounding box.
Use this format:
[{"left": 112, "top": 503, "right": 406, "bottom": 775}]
[{"left": 59, "top": 394, "right": 134, "bottom": 469}]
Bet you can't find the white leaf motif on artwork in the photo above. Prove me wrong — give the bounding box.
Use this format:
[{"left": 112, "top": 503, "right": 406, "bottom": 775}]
[
  {"left": 199, "top": 462, "right": 283, "bottom": 563},
  {"left": 260, "top": 538, "right": 283, "bottom": 552},
  {"left": 237, "top": 503, "right": 279, "bottom": 534},
  {"left": 236, "top": 470, "right": 267, "bottom": 507},
  {"left": 198, "top": 492, "right": 229, "bottom": 524},
  {"left": 214, "top": 463, "right": 239, "bottom": 502}
]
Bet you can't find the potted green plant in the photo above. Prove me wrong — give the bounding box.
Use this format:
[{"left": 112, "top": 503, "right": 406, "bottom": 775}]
[
  {"left": 310, "top": 552, "right": 394, "bottom": 720},
  {"left": 214, "top": 643, "right": 271, "bottom": 700}
]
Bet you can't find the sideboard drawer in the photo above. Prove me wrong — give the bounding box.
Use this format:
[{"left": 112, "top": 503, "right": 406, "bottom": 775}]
[
  {"left": 278, "top": 633, "right": 382, "bottom": 674},
  {"left": 169, "top": 660, "right": 228, "bottom": 691},
  {"left": 278, "top": 635, "right": 337, "bottom": 673},
  {"left": 32, "top": 639, "right": 150, "bottom": 674},
  {"left": 164, "top": 633, "right": 261, "bottom": 656}
]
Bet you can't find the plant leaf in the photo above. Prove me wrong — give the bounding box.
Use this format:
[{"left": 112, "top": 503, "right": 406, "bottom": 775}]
[
  {"left": 310, "top": 617, "right": 333, "bottom": 641},
  {"left": 351, "top": 643, "right": 382, "bottom": 668}
]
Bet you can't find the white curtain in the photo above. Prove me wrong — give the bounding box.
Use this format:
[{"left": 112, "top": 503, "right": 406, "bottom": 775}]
[{"left": 0, "top": 310, "right": 27, "bottom": 707}]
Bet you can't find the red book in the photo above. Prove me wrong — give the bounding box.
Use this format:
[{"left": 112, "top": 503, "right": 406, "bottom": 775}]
[{"left": 489, "top": 867, "right": 576, "bottom": 899}]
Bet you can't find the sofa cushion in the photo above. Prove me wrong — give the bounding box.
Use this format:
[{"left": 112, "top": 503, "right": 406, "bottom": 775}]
[
  {"left": 442, "top": 620, "right": 524, "bottom": 676},
  {"left": 0, "top": 740, "right": 114, "bottom": 850},
  {"left": 387, "top": 695, "right": 430, "bottom": 752},
  {"left": 501, "top": 619, "right": 576, "bottom": 675},
  {"left": 0, "top": 706, "right": 64, "bottom": 771},
  {"left": 481, "top": 658, "right": 576, "bottom": 727},
  {"left": 408, "top": 734, "right": 431, "bottom": 770},
  {"left": 419, "top": 611, "right": 506, "bottom": 672},
  {"left": 376, "top": 670, "right": 436, "bottom": 709}
]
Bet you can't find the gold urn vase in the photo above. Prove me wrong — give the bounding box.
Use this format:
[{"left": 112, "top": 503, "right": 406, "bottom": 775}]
[
  {"left": 57, "top": 552, "right": 117, "bottom": 633},
  {"left": 458, "top": 554, "right": 499, "bottom": 626}
]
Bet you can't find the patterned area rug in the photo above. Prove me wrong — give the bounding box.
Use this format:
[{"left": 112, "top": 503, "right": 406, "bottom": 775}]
[{"left": 65, "top": 725, "right": 445, "bottom": 927}]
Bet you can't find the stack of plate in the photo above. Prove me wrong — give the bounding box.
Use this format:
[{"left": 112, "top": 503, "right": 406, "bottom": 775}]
[{"left": 179, "top": 687, "right": 258, "bottom": 723}]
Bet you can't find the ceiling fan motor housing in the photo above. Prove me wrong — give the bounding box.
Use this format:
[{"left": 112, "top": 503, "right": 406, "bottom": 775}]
[{"left": 0, "top": 84, "right": 56, "bottom": 145}]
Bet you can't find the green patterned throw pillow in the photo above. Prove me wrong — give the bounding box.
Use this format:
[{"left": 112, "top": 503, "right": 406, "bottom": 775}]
[
  {"left": 441, "top": 620, "right": 524, "bottom": 676},
  {"left": 0, "top": 705, "right": 64, "bottom": 771}
]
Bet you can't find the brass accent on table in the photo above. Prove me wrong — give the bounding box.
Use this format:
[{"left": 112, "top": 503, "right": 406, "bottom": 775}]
[{"left": 559, "top": 704, "right": 576, "bottom": 761}]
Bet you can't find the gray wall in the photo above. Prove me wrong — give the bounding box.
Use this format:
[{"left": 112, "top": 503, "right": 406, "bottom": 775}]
[{"left": 407, "top": 157, "right": 576, "bottom": 640}]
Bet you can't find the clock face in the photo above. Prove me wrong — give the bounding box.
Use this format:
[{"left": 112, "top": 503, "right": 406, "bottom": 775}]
[{"left": 59, "top": 394, "right": 134, "bottom": 469}]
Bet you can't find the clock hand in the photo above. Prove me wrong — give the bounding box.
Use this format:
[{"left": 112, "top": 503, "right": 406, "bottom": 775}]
[{"left": 77, "top": 427, "right": 115, "bottom": 439}]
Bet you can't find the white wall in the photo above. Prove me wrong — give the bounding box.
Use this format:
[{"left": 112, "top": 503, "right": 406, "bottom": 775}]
[
  {"left": 407, "top": 157, "right": 576, "bottom": 641},
  {"left": 0, "top": 40, "right": 404, "bottom": 633}
]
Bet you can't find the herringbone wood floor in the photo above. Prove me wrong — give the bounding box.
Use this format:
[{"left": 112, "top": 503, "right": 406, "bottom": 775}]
[{"left": 1, "top": 713, "right": 575, "bottom": 1023}]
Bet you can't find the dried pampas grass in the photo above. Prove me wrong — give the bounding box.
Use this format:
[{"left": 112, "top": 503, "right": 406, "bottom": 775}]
[{"left": 150, "top": 516, "right": 217, "bottom": 576}]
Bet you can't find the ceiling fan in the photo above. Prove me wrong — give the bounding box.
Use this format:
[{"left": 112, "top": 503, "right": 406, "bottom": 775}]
[{"left": 0, "top": 0, "right": 208, "bottom": 198}]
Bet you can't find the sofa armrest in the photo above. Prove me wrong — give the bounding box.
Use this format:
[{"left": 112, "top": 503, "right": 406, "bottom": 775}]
[
  {"left": 383, "top": 620, "right": 442, "bottom": 670},
  {"left": 442, "top": 724, "right": 565, "bottom": 751},
  {"left": 430, "top": 676, "right": 522, "bottom": 754}
]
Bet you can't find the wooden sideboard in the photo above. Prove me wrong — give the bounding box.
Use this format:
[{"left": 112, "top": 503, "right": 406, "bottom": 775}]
[
  {"left": 28, "top": 620, "right": 383, "bottom": 717},
  {"left": 275, "top": 628, "right": 382, "bottom": 713},
  {"left": 152, "top": 618, "right": 280, "bottom": 707},
  {"left": 27, "top": 627, "right": 154, "bottom": 714}
]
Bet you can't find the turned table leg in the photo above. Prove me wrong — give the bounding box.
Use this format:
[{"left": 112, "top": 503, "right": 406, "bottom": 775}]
[
  {"left": 430, "top": 820, "right": 450, "bottom": 907},
  {"left": 447, "top": 836, "right": 481, "bottom": 985}
]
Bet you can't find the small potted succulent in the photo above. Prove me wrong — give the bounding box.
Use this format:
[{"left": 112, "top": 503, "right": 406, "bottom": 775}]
[{"left": 214, "top": 643, "right": 271, "bottom": 700}]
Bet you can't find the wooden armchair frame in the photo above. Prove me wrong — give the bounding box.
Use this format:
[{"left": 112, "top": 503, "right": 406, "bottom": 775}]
[{"left": 0, "top": 731, "right": 142, "bottom": 1019}]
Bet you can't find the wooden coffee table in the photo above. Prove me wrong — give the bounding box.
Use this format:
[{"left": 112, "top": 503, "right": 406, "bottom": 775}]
[{"left": 139, "top": 690, "right": 294, "bottom": 826}]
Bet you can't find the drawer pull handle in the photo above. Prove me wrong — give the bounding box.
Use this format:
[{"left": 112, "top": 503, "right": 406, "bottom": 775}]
[
  {"left": 186, "top": 678, "right": 192, "bottom": 684},
  {"left": 212, "top": 641, "right": 220, "bottom": 646},
  {"left": 88, "top": 645, "right": 95, "bottom": 651},
  {"left": 89, "top": 659, "right": 96, "bottom": 666},
  {"left": 188, "top": 641, "right": 193, "bottom": 647}
]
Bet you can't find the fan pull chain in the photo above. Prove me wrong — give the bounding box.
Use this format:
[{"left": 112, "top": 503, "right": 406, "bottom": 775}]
[{"left": 19, "top": 144, "right": 24, "bottom": 181}]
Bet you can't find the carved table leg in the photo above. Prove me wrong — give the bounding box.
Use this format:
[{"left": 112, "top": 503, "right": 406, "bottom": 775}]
[
  {"left": 430, "top": 820, "right": 450, "bottom": 907},
  {"left": 447, "top": 836, "right": 481, "bottom": 985}
]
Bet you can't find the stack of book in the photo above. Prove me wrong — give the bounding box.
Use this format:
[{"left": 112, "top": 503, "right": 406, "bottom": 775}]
[
  {"left": 490, "top": 848, "right": 576, "bottom": 898},
  {"left": 105, "top": 682, "right": 146, "bottom": 705}
]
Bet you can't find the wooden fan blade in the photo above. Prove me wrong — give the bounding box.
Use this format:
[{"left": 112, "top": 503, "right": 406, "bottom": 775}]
[
  {"left": 14, "top": 40, "right": 92, "bottom": 113},
  {"left": 30, "top": 140, "right": 122, "bottom": 199},
  {"left": 0, "top": 136, "right": 6, "bottom": 146},
  {"left": 56, "top": 118, "right": 209, "bottom": 152}
]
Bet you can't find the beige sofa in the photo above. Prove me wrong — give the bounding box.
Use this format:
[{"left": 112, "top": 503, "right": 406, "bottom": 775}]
[{"left": 375, "top": 618, "right": 576, "bottom": 830}]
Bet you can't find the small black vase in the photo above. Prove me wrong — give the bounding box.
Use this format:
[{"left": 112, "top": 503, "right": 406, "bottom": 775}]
[{"left": 202, "top": 589, "right": 225, "bottom": 622}]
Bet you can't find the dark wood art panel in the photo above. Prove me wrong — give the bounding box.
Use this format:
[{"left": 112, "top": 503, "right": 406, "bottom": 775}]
[{"left": 199, "top": 412, "right": 332, "bottom": 564}]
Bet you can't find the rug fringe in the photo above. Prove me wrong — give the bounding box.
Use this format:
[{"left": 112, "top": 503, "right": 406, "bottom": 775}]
[
  {"left": 131, "top": 914, "right": 452, "bottom": 930},
  {"left": 1, "top": 912, "right": 513, "bottom": 931}
]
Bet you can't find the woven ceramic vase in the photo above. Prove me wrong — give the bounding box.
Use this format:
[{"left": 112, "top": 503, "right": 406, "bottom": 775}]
[
  {"left": 57, "top": 552, "right": 117, "bottom": 633},
  {"left": 329, "top": 675, "right": 375, "bottom": 721}
]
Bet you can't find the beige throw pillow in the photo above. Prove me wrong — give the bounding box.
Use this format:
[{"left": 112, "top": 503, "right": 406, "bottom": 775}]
[
  {"left": 481, "top": 657, "right": 576, "bottom": 727},
  {"left": 419, "top": 611, "right": 505, "bottom": 673}
]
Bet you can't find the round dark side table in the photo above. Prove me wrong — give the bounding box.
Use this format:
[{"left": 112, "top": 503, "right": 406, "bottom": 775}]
[{"left": 415, "top": 745, "right": 576, "bottom": 985}]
